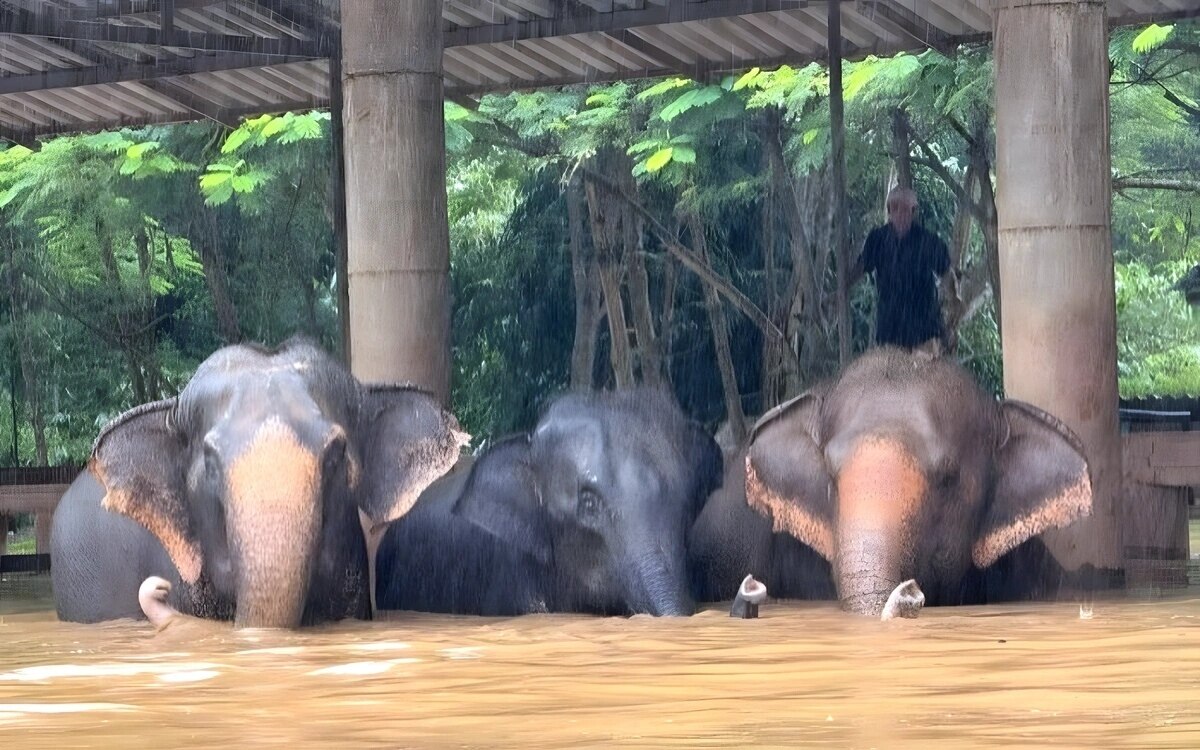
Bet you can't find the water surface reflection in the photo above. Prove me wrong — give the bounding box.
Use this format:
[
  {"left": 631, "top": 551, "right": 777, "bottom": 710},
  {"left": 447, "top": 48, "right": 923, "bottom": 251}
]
[{"left": 1, "top": 596, "right": 1197, "bottom": 748}]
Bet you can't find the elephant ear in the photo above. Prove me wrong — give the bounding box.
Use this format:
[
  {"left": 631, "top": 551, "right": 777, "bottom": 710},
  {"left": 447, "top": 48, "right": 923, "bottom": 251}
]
[
  {"left": 89, "top": 398, "right": 202, "bottom": 584},
  {"left": 452, "top": 436, "right": 551, "bottom": 567},
  {"left": 973, "top": 401, "right": 1093, "bottom": 568},
  {"left": 744, "top": 392, "right": 835, "bottom": 561},
  {"left": 357, "top": 384, "right": 471, "bottom": 527}
]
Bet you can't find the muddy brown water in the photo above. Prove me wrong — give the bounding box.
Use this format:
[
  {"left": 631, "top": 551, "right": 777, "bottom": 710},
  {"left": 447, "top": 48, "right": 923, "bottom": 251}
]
[{"left": 1, "top": 587, "right": 1198, "bottom": 749}]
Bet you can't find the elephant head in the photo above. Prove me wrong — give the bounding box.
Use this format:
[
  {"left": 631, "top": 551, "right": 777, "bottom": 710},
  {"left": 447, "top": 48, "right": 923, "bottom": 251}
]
[
  {"left": 454, "top": 388, "right": 722, "bottom": 616},
  {"left": 90, "top": 337, "right": 467, "bottom": 628},
  {"left": 744, "top": 347, "right": 1092, "bottom": 616}
]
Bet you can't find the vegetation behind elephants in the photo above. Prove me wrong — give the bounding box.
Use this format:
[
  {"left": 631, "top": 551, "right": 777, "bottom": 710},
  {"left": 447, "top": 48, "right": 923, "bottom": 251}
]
[{"left": 0, "top": 22, "right": 1196, "bottom": 466}]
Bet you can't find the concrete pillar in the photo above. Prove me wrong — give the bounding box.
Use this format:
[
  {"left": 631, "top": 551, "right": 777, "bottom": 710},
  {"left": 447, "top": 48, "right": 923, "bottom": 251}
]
[
  {"left": 340, "top": 0, "right": 451, "bottom": 401},
  {"left": 993, "top": 0, "right": 1122, "bottom": 571}
]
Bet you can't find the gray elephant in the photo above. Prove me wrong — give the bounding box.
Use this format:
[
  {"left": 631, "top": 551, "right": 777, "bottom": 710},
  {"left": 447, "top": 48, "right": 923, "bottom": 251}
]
[
  {"left": 702, "top": 346, "right": 1093, "bottom": 617},
  {"left": 375, "top": 389, "right": 723, "bottom": 617},
  {"left": 689, "top": 451, "right": 835, "bottom": 604},
  {"left": 51, "top": 337, "right": 467, "bottom": 628}
]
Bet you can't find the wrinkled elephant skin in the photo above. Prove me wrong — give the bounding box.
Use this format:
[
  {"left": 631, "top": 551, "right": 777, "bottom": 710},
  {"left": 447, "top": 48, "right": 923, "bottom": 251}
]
[
  {"left": 744, "top": 346, "right": 1093, "bottom": 617},
  {"left": 52, "top": 336, "right": 467, "bottom": 628},
  {"left": 376, "top": 388, "right": 723, "bottom": 617}
]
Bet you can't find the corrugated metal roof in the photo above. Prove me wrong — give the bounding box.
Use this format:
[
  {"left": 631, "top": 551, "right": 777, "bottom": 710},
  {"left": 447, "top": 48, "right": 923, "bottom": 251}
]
[{"left": 0, "top": 0, "right": 1197, "bottom": 143}]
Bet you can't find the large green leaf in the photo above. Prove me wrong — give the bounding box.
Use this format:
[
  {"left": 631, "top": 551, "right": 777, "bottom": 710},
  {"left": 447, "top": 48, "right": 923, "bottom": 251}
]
[
  {"left": 645, "top": 147, "right": 674, "bottom": 172},
  {"left": 658, "top": 86, "right": 723, "bottom": 122},
  {"left": 637, "top": 77, "right": 692, "bottom": 100},
  {"left": 1131, "top": 24, "right": 1174, "bottom": 54}
]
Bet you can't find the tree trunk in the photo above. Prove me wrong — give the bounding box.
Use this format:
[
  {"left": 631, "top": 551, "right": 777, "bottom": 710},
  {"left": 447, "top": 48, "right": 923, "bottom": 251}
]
[
  {"left": 761, "top": 112, "right": 785, "bottom": 408},
  {"left": 195, "top": 211, "right": 243, "bottom": 343},
  {"left": 689, "top": 213, "right": 745, "bottom": 443},
  {"left": 939, "top": 167, "right": 977, "bottom": 354},
  {"left": 3, "top": 239, "right": 46, "bottom": 464},
  {"left": 341, "top": 0, "right": 452, "bottom": 402},
  {"left": 568, "top": 178, "right": 602, "bottom": 389},
  {"left": 660, "top": 256, "right": 678, "bottom": 373},
  {"left": 625, "top": 218, "right": 663, "bottom": 385},
  {"left": 891, "top": 108, "right": 914, "bottom": 193},
  {"left": 135, "top": 227, "right": 161, "bottom": 401},
  {"left": 584, "top": 174, "right": 634, "bottom": 389},
  {"left": 971, "top": 141, "right": 1002, "bottom": 333},
  {"left": 95, "top": 223, "right": 148, "bottom": 403}
]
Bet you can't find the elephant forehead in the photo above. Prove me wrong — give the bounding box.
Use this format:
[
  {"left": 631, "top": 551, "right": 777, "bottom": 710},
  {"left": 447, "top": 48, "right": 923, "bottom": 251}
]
[
  {"left": 836, "top": 436, "right": 927, "bottom": 525},
  {"left": 185, "top": 368, "right": 343, "bottom": 426},
  {"left": 225, "top": 418, "right": 320, "bottom": 508}
]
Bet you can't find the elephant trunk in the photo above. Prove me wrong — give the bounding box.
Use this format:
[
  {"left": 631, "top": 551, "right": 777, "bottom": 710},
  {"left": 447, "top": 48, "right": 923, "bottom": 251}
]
[
  {"left": 627, "top": 536, "right": 695, "bottom": 617},
  {"left": 834, "top": 436, "right": 925, "bottom": 617},
  {"left": 225, "top": 419, "right": 322, "bottom": 628},
  {"left": 836, "top": 529, "right": 909, "bottom": 616}
]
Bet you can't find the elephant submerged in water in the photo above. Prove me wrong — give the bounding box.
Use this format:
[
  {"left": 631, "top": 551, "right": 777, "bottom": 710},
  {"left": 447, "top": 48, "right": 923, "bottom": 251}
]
[
  {"left": 52, "top": 337, "right": 468, "bottom": 628},
  {"left": 694, "top": 346, "right": 1093, "bottom": 617},
  {"left": 376, "top": 389, "right": 723, "bottom": 617}
]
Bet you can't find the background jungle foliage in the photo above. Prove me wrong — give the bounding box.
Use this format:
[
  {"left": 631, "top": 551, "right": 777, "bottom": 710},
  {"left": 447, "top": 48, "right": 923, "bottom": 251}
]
[{"left": 0, "top": 23, "right": 1196, "bottom": 469}]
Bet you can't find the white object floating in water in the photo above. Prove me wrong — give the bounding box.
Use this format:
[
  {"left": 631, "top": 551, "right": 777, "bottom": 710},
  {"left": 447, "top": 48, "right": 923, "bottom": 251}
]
[
  {"left": 0, "top": 702, "right": 135, "bottom": 715},
  {"left": 306, "top": 658, "right": 420, "bottom": 677},
  {"left": 159, "top": 670, "right": 221, "bottom": 684},
  {"left": 346, "top": 641, "right": 411, "bottom": 652},
  {"left": 0, "top": 662, "right": 220, "bottom": 682},
  {"left": 233, "top": 646, "right": 306, "bottom": 656}
]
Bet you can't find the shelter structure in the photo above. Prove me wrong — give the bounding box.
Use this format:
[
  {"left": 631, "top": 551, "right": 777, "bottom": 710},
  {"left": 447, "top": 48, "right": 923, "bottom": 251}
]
[{"left": 3, "top": 0, "right": 1199, "bottom": 578}]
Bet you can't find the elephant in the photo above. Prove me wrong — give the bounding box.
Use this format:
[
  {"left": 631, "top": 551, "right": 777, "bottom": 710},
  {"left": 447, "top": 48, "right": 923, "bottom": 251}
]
[
  {"left": 51, "top": 337, "right": 468, "bottom": 628},
  {"left": 689, "top": 449, "right": 836, "bottom": 604},
  {"left": 704, "top": 346, "right": 1094, "bottom": 617},
  {"left": 375, "top": 388, "right": 724, "bottom": 617}
]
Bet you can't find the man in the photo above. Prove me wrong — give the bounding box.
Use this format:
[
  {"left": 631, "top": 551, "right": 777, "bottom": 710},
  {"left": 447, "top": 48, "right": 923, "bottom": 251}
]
[{"left": 850, "top": 186, "right": 952, "bottom": 350}]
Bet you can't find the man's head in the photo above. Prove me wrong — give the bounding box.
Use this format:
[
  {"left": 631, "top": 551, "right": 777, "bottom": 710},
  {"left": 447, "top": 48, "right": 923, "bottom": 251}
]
[{"left": 886, "top": 187, "right": 918, "bottom": 238}]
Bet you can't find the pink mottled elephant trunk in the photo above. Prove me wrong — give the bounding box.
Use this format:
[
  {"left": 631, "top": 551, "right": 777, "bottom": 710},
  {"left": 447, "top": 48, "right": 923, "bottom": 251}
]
[
  {"left": 834, "top": 436, "right": 925, "bottom": 617},
  {"left": 226, "top": 419, "right": 322, "bottom": 629}
]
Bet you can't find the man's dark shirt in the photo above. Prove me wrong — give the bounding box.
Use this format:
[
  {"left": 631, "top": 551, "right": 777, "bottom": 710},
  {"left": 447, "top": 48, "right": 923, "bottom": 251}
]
[{"left": 860, "top": 223, "right": 951, "bottom": 348}]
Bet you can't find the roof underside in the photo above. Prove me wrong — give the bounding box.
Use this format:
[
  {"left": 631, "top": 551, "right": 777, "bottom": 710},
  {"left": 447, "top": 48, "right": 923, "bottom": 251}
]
[{"left": 0, "top": 0, "right": 1196, "bottom": 144}]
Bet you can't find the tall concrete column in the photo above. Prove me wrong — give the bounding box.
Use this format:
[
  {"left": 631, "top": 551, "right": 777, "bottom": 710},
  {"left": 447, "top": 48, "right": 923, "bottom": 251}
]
[
  {"left": 340, "top": 1, "right": 451, "bottom": 402},
  {"left": 993, "top": 0, "right": 1122, "bottom": 571}
]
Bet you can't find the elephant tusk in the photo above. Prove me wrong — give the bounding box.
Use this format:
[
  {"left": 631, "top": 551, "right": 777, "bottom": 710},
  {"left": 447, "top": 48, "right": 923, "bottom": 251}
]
[
  {"left": 880, "top": 579, "right": 925, "bottom": 621},
  {"left": 730, "top": 574, "right": 768, "bottom": 619}
]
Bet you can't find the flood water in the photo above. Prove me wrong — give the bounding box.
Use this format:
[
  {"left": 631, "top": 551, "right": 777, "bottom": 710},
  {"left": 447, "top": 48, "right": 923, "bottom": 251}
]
[{"left": 1, "top": 589, "right": 1198, "bottom": 748}]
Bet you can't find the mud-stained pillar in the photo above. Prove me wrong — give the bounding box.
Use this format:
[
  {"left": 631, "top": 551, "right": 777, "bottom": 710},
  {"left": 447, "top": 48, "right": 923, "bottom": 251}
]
[
  {"left": 340, "top": 0, "right": 451, "bottom": 402},
  {"left": 993, "top": 0, "right": 1122, "bottom": 572}
]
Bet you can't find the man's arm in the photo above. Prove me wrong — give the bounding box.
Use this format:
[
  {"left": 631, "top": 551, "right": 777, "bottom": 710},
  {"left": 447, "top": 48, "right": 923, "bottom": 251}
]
[
  {"left": 849, "top": 254, "right": 867, "bottom": 288},
  {"left": 850, "top": 228, "right": 879, "bottom": 288}
]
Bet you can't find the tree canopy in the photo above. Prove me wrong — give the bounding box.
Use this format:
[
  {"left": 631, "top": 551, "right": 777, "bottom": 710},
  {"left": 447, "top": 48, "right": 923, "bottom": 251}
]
[{"left": 0, "top": 23, "right": 1196, "bottom": 466}]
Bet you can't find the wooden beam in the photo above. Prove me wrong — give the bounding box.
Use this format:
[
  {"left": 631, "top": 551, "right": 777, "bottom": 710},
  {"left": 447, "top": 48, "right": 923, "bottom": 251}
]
[
  {"left": 0, "top": 50, "right": 313, "bottom": 95},
  {"left": 443, "top": 0, "right": 830, "bottom": 47},
  {"left": 3, "top": 7, "right": 331, "bottom": 56},
  {"left": 0, "top": 484, "right": 70, "bottom": 515},
  {"left": 0, "top": 122, "right": 40, "bottom": 148},
  {"left": 854, "top": 0, "right": 954, "bottom": 54}
]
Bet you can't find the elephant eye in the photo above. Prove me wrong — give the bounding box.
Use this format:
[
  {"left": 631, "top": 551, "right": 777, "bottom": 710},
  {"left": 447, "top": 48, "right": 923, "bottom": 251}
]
[
  {"left": 323, "top": 438, "right": 346, "bottom": 473},
  {"left": 577, "top": 488, "right": 602, "bottom": 517},
  {"left": 938, "top": 467, "right": 959, "bottom": 488}
]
